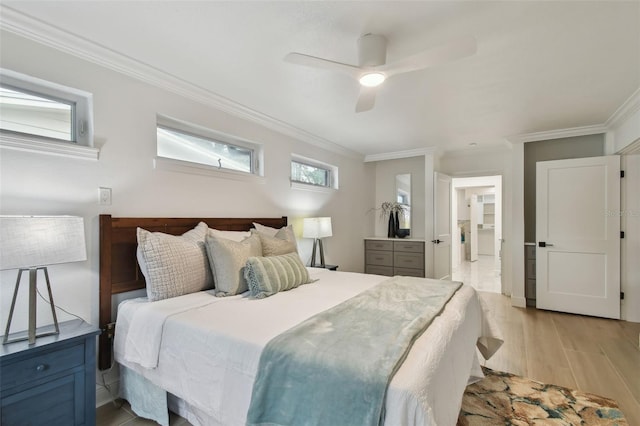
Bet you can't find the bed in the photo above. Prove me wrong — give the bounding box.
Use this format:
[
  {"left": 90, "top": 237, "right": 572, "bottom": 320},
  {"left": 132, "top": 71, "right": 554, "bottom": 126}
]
[{"left": 99, "top": 215, "right": 502, "bottom": 426}]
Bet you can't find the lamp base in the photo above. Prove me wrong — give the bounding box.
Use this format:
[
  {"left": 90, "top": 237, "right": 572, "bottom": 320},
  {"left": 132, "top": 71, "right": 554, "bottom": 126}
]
[
  {"left": 2, "top": 267, "right": 60, "bottom": 345},
  {"left": 309, "top": 238, "right": 326, "bottom": 268}
]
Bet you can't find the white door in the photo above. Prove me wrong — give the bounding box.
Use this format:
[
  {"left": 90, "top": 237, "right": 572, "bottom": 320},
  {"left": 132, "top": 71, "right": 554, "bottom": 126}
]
[
  {"left": 536, "top": 156, "right": 620, "bottom": 319},
  {"left": 433, "top": 172, "right": 452, "bottom": 280},
  {"left": 469, "top": 194, "right": 479, "bottom": 262}
]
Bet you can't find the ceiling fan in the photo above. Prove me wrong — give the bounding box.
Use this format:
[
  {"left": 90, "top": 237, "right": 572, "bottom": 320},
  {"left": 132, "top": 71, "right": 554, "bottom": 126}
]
[{"left": 284, "top": 34, "right": 477, "bottom": 113}]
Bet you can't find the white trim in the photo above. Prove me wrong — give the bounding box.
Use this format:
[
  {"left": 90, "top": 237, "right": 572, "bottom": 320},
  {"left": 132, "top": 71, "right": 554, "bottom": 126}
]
[
  {"left": 511, "top": 296, "right": 527, "bottom": 308},
  {"left": 507, "top": 124, "right": 608, "bottom": 144},
  {"left": 618, "top": 138, "right": 640, "bottom": 155},
  {"left": 364, "top": 147, "right": 438, "bottom": 162},
  {"left": 0, "top": 133, "right": 99, "bottom": 160},
  {"left": 0, "top": 6, "right": 363, "bottom": 161},
  {"left": 606, "top": 87, "right": 640, "bottom": 129},
  {"left": 153, "top": 156, "right": 266, "bottom": 184}
]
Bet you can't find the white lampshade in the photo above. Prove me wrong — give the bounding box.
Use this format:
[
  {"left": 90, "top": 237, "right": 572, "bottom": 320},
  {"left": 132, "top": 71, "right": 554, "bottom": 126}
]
[
  {"left": 302, "top": 217, "right": 333, "bottom": 239},
  {"left": 0, "top": 216, "right": 87, "bottom": 270}
]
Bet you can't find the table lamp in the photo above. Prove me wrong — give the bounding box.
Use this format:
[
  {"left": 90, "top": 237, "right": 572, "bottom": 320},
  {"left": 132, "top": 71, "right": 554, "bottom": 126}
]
[
  {"left": 0, "top": 216, "right": 86, "bottom": 345},
  {"left": 302, "top": 217, "right": 332, "bottom": 267}
]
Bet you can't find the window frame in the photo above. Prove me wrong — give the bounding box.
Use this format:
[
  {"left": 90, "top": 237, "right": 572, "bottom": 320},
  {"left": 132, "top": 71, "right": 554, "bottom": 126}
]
[
  {"left": 155, "top": 115, "right": 263, "bottom": 179},
  {"left": 290, "top": 154, "right": 339, "bottom": 191},
  {"left": 0, "top": 68, "right": 95, "bottom": 160}
]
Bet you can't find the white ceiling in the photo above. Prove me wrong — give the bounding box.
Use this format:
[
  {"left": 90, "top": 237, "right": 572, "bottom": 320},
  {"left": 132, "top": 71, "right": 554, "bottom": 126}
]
[{"left": 2, "top": 1, "right": 639, "bottom": 156}]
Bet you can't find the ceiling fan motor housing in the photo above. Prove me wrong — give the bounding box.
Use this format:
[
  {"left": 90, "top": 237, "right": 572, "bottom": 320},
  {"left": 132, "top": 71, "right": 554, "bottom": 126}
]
[{"left": 358, "top": 34, "right": 387, "bottom": 67}]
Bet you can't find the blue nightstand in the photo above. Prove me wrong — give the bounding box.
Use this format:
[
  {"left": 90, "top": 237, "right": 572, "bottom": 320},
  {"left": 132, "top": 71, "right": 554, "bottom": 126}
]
[{"left": 1, "top": 320, "right": 100, "bottom": 425}]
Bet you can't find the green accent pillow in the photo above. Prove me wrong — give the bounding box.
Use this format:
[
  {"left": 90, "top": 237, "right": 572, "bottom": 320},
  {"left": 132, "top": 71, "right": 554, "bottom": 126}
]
[
  {"left": 205, "top": 233, "right": 262, "bottom": 296},
  {"left": 244, "top": 253, "right": 315, "bottom": 299}
]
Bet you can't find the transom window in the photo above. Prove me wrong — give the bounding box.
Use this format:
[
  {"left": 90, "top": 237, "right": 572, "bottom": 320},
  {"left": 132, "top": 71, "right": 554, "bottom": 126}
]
[
  {"left": 156, "top": 116, "right": 260, "bottom": 175},
  {"left": 0, "top": 68, "right": 93, "bottom": 148},
  {"left": 290, "top": 155, "right": 338, "bottom": 189}
]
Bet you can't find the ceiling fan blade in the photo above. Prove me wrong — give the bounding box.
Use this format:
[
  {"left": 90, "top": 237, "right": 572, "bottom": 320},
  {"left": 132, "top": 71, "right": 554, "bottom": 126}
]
[
  {"left": 381, "top": 35, "right": 477, "bottom": 77},
  {"left": 355, "top": 86, "right": 377, "bottom": 113},
  {"left": 284, "top": 52, "right": 361, "bottom": 78}
]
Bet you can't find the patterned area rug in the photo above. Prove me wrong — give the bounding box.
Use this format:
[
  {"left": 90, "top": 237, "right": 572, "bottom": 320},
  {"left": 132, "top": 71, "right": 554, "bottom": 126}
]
[{"left": 457, "top": 367, "right": 628, "bottom": 425}]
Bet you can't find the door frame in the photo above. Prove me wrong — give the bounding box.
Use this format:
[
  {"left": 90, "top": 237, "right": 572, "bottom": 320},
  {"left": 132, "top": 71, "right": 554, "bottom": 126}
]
[{"left": 451, "top": 175, "right": 504, "bottom": 293}]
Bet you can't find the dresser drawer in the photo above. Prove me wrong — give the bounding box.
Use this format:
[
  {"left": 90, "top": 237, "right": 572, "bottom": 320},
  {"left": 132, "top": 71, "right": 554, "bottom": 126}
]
[
  {"left": 393, "top": 241, "right": 424, "bottom": 253},
  {"left": 394, "top": 252, "right": 424, "bottom": 269},
  {"left": 1, "top": 343, "right": 84, "bottom": 389},
  {"left": 394, "top": 267, "right": 425, "bottom": 277},
  {"left": 366, "top": 250, "right": 393, "bottom": 267},
  {"left": 365, "top": 240, "right": 393, "bottom": 251},
  {"left": 365, "top": 265, "right": 393, "bottom": 276},
  {"left": 525, "top": 245, "right": 536, "bottom": 259}
]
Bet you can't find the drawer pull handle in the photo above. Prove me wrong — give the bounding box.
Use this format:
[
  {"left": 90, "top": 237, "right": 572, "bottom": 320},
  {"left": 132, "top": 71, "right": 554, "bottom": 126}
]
[{"left": 36, "top": 364, "right": 47, "bottom": 372}]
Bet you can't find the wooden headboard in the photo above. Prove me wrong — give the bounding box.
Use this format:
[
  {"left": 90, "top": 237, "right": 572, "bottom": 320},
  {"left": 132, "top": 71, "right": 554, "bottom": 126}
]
[{"left": 98, "top": 214, "right": 288, "bottom": 370}]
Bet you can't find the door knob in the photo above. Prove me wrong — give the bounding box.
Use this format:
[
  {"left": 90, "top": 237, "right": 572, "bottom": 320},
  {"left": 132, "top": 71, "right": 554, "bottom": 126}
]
[
  {"left": 431, "top": 239, "right": 442, "bottom": 244},
  {"left": 538, "top": 242, "right": 554, "bottom": 247}
]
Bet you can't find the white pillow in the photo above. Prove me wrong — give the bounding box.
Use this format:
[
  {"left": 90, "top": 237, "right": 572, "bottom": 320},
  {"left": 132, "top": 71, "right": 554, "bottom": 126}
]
[
  {"left": 137, "top": 222, "right": 212, "bottom": 302},
  {"left": 208, "top": 228, "right": 252, "bottom": 242}
]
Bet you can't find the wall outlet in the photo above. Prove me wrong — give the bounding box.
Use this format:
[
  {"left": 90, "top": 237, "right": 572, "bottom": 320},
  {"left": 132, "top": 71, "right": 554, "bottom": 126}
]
[{"left": 99, "top": 187, "right": 112, "bottom": 205}]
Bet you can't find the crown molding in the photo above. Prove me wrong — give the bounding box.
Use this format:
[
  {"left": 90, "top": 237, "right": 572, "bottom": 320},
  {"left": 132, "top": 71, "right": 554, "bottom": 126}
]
[
  {"left": 506, "top": 124, "right": 608, "bottom": 144},
  {"left": 0, "top": 6, "right": 363, "bottom": 161},
  {"left": 605, "top": 87, "right": 640, "bottom": 130},
  {"left": 364, "top": 147, "right": 438, "bottom": 163}
]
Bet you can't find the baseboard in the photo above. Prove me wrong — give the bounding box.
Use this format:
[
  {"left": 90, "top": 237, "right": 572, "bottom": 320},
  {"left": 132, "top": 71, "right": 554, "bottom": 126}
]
[
  {"left": 96, "top": 381, "right": 119, "bottom": 407},
  {"left": 96, "top": 366, "right": 120, "bottom": 407},
  {"left": 511, "top": 296, "right": 526, "bottom": 308}
]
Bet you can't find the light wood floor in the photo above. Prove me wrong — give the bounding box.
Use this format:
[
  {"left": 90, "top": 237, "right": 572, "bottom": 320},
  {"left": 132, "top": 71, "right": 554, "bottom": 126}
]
[{"left": 97, "top": 292, "right": 640, "bottom": 425}]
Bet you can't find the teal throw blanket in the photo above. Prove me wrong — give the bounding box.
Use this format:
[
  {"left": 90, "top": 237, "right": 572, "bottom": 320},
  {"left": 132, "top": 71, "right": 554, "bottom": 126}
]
[{"left": 246, "top": 276, "right": 462, "bottom": 426}]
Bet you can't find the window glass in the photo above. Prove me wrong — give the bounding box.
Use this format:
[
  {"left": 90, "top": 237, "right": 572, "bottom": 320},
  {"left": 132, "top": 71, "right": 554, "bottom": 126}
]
[
  {"left": 291, "top": 160, "right": 331, "bottom": 187},
  {"left": 0, "top": 85, "right": 74, "bottom": 142},
  {"left": 157, "top": 126, "right": 253, "bottom": 173}
]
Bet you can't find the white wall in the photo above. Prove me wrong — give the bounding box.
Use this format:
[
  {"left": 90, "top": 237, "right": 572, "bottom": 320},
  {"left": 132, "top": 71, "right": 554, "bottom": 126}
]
[
  {"left": 0, "top": 31, "right": 375, "bottom": 335},
  {"left": 439, "top": 148, "right": 513, "bottom": 297}
]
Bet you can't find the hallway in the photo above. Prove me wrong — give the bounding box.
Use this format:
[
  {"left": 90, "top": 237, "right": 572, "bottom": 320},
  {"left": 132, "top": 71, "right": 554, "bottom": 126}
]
[{"left": 452, "top": 254, "right": 501, "bottom": 293}]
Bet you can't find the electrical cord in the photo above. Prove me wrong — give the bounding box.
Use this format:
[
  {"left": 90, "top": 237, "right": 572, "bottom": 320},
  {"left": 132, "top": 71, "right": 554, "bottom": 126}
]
[{"left": 36, "top": 281, "right": 124, "bottom": 406}]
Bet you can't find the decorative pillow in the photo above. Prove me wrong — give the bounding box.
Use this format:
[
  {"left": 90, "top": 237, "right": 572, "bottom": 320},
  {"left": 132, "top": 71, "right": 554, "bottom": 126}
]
[
  {"left": 137, "top": 222, "right": 212, "bottom": 302},
  {"left": 205, "top": 233, "right": 262, "bottom": 296},
  {"left": 208, "top": 228, "right": 252, "bottom": 242},
  {"left": 253, "top": 231, "right": 297, "bottom": 257},
  {"left": 252, "top": 223, "right": 297, "bottom": 249},
  {"left": 244, "top": 252, "right": 315, "bottom": 299}
]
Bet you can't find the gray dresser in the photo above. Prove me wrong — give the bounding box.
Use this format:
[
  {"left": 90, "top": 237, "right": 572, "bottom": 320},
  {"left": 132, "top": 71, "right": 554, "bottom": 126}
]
[
  {"left": 365, "top": 238, "right": 425, "bottom": 277},
  {"left": 525, "top": 243, "right": 536, "bottom": 307}
]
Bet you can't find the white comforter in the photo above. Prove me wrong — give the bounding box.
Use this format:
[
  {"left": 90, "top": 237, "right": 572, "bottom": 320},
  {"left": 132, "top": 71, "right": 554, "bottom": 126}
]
[{"left": 115, "top": 268, "right": 502, "bottom": 426}]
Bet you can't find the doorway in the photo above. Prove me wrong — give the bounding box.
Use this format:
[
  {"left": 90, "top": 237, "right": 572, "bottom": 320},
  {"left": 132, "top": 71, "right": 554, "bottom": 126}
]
[{"left": 451, "top": 176, "right": 502, "bottom": 293}]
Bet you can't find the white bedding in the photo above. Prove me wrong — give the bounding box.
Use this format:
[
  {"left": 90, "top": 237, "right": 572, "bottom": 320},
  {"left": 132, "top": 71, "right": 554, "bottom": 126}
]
[{"left": 115, "top": 268, "right": 502, "bottom": 426}]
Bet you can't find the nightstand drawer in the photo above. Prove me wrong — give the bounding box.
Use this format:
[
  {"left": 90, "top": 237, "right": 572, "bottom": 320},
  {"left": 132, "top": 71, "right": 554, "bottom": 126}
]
[
  {"left": 394, "top": 267, "right": 425, "bottom": 277},
  {"left": 1, "top": 373, "right": 80, "bottom": 426},
  {"left": 1, "top": 343, "right": 84, "bottom": 389},
  {"left": 365, "top": 250, "right": 393, "bottom": 267},
  {"left": 365, "top": 265, "right": 393, "bottom": 276},
  {"left": 393, "top": 241, "right": 424, "bottom": 253},
  {"left": 394, "top": 252, "right": 424, "bottom": 269},
  {"left": 365, "top": 240, "right": 393, "bottom": 251}
]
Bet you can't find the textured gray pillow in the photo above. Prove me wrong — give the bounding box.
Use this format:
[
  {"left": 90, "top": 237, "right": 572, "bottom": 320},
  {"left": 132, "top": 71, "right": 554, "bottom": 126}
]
[
  {"left": 244, "top": 252, "right": 314, "bottom": 299},
  {"left": 252, "top": 223, "right": 297, "bottom": 249},
  {"left": 205, "top": 233, "right": 262, "bottom": 296},
  {"left": 137, "top": 222, "right": 212, "bottom": 302},
  {"left": 253, "top": 231, "right": 297, "bottom": 257}
]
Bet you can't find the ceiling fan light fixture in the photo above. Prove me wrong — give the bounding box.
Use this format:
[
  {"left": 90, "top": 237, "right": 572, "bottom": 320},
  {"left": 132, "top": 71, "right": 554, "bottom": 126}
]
[{"left": 359, "top": 72, "right": 386, "bottom": 87}]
